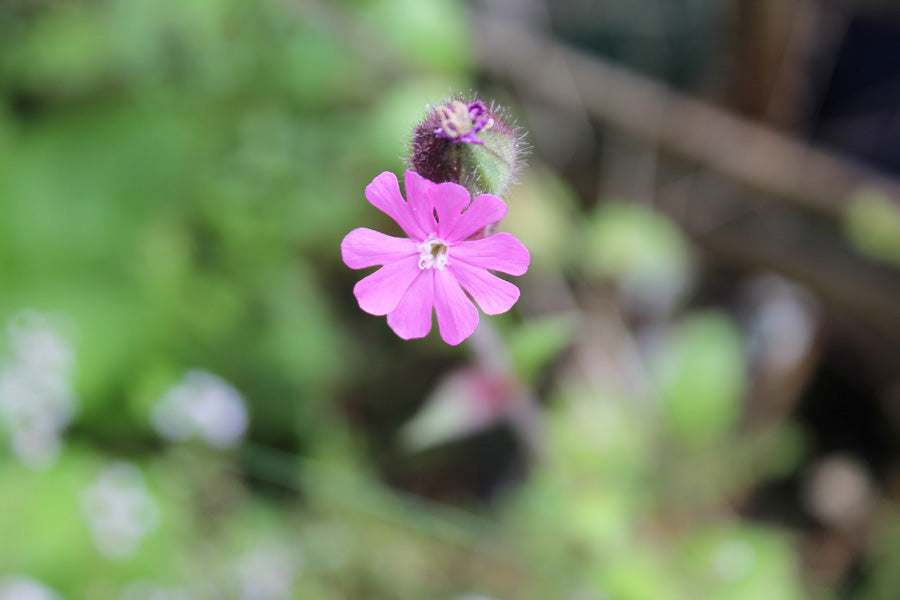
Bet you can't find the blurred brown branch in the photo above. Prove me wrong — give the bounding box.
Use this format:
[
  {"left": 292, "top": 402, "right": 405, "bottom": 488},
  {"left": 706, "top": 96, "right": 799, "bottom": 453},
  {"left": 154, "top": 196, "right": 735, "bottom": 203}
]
[
  {"left": 475, "top": 13, "right": 900, "bottom": 357},
  {"left": 476, "top": 14, "right": 900, "bottom": 219}
]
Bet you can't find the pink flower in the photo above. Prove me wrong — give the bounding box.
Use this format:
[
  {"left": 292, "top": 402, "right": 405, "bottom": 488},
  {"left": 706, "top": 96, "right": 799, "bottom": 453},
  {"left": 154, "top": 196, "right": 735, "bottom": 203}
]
[{"left": 341, "top": 171, "right": 530, "bottom": 345}]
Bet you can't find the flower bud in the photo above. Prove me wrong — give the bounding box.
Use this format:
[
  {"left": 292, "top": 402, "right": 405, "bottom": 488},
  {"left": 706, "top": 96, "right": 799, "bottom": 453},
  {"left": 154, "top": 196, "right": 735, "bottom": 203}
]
[
  {"left": 399, "top": 367, "right": 515, "bottom": 451},
  {"left": 408, "top": 97, "right": 524, "bottom": 198}
]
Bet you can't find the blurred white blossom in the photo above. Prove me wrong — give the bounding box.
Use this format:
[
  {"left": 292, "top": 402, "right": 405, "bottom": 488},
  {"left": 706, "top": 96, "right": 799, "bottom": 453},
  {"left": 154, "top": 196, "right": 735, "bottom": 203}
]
[
  {"left": 0, "top": 576, "right": 63, "bottom": 600},
  {"left": 152, "top": 370, "right": 248, "bottom": 449},
  {"left": 744, "top": 276, "right": 818, "bottom": 374},
  {"left": 235, "top": 539, "right": 303, "bottom": 600},
  {"left": 0, "top": 311, "right": 77, "bottom": 469},
  {"left": 803, "top": 454, "right": 874, "bottom": 530},
  {"left": 80, "top": 462, "right": 159, "bottom": 560}
]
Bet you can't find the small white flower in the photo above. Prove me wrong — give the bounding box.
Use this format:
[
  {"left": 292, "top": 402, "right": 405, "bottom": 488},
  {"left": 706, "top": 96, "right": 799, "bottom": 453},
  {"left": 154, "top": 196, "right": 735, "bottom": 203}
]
[
  {"left": 234, "top": 539, "right": 303, "bottom": 600},
  {"left": 0, "top": 311, "right": 77, "bottom": 469},
  {"left": 152, "top": 370, "right": 248, "bottom": 449},
  {"left": 80, "top": 462, "right": 159, "bottom": 560},
  {"left": 0, "top": 576, "right": 63, "bottom": 600},
  {"left": 8, "top": 312, "right": 74, "bottom": 375}
]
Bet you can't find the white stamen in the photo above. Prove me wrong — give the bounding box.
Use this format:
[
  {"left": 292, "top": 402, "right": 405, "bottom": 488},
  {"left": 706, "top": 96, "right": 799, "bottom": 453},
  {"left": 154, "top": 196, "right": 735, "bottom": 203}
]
[{"left": 417, "top": 235, "right": 450, "bottom": 270}]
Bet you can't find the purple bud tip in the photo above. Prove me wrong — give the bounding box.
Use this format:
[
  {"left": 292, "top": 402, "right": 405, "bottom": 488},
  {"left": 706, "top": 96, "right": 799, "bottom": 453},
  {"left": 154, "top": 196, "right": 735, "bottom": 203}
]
[
  {"left": 408, "top": 95, "right": 524, "bottom": 196},
  {"left": 433, "top": 100, "right": 495, "bottom": 145}
]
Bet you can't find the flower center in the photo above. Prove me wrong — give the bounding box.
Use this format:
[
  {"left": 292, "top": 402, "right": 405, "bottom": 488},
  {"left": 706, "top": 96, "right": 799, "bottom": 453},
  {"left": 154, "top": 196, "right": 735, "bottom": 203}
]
[
  {"left": 434, "top": 100, "right": 494, "bottom": 143},
  {"left": 417, "top": 235, "right": 449, "bottom": 270}
]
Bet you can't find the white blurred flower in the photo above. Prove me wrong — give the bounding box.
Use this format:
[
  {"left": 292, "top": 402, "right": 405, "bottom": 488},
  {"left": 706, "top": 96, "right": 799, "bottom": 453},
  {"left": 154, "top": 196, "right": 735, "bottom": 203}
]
[
  {"left": 80, "top": 462, "right": 159, "bottom": 561},
  {"left": 152, "top": 370, "right": 248, "bottom": 449},
  {"left": 9, "top": 426, "right": 63, "bottom": 470},
  {"left": 803, "top": 454, "right": 874, "bottom": 530},
  {"left": 0, "top": 311, "right": 77, "bottom": 469},
  {"left": 0, "top": 576, "right": 63, "bottom": 600},
  {"left": 235, "top": 540, "right": 303, "bottom": 600},
  {"left": 8, "top": 313, "right": 74, "bottom": 375},
  {"left": 743, "top": 275, "right": 818, "bottom": 374}
]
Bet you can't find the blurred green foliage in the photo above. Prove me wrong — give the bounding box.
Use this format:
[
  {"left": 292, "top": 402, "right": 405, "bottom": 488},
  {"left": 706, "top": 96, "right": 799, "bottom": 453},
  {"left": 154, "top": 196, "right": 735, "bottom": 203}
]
[
  {"left": 657, "top": 311, "right": 746, "bottom": 447},
  {"left": 0, "top": 0, "right": 884, "bottom": 599},
  {"left": 0, "top": 0, "right": 470, "bottom": 447},
  {"left": 843, "top": 187, "right": 900, "bottom": 267}
]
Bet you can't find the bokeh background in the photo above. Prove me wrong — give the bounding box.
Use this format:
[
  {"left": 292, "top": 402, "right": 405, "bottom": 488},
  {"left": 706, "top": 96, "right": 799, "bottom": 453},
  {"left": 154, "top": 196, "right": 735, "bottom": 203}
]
[{"left": 2, "top": 0, "right": 900, "bottom": 598}]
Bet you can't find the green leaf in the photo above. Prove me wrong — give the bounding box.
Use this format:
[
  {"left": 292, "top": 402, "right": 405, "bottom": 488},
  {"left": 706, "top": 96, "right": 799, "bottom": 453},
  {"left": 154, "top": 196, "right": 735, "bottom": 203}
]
[
  {"left": 843, "top": 187, "right": 900, "bottom": 267},
  {"left": 657, "top": 311, "right": 746, "bottom": 446},
  {"left": 508, "top": 314, "right": 577, "bottom": 384},
  {"left": 679, "top": 524, "right": 807, "bottom": 600}
]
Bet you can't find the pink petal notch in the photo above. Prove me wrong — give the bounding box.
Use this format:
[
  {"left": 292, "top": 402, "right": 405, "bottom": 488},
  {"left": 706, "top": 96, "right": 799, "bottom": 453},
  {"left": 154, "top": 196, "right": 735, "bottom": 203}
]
[
  {"left": 342, "top": 170, "right": 530, "bottom": 345},
  {"left": 447, "top": 193, "right": 507, "bottom": 241},
  {"left": 429, "top": 182, "right": 471, "bottom": 238},
  {"left": 353, "top": 255, "right": 421, "bottom": 316},
  {"left": 387, "top": 270, "right": 434, "bottom": 340},
  {"left": 449, "top": 261, "right": 520, "bottom": 316},
  {"left": 452, "top": 233, "right": 530, "bottom": 275},
  {"left": 341, "top": 228, "right": 417, "bottom": 269},
  {"left": 365, "top": 171, "right": 427, "bottom": 239},
  {"left": 433, "top": 268, "right": 479, "bottom": 345},
  {"left": 403, "top": 170, "right": 439, "bottom": 235}
]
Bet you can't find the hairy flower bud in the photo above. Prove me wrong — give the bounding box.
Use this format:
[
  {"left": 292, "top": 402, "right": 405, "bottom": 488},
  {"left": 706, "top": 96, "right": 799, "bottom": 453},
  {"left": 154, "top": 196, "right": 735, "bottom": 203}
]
[{"left": 408, "top": 97, "right": 524, "bottom": 198}]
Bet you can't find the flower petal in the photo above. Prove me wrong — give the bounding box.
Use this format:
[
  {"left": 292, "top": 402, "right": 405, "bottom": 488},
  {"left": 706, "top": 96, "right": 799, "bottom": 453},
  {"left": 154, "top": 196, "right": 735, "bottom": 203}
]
[
  {"left": 429, "top": 182, "right": 471, "bottom": 239},
  {"left": 446, "top": 194, "right": 507, "bottom": 242},
  {"left": 449, "top": 261, "right": 520, "bottom": 315},
  {"left": 387, "top": 269, "right": 434, "bottom": 340},
  {"left": 341, "top": 228, "right": 417, "bottom": 269},
  {"left": 366, "top": 171, "right": 426, "bottom": 239},
  {"left": 403, "top": 170, "right": 439, "bottom": 235},
  {"left": 433, "top": 268, "right": 479, "bottom": 345},
  {"left": 353, "top": 255, "right": 421, "bottom": 316},
  {"left": 452, "top": 233, "right": 530, "bottom": 276}
]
